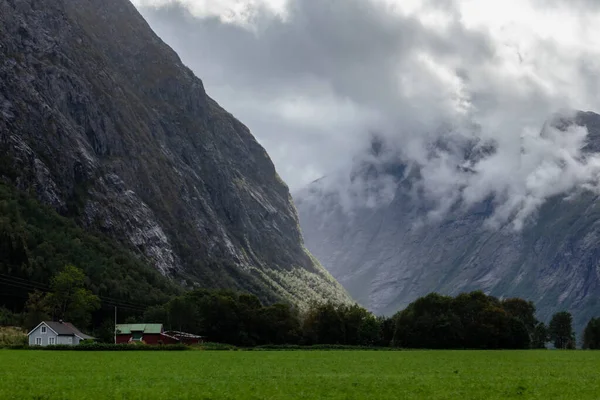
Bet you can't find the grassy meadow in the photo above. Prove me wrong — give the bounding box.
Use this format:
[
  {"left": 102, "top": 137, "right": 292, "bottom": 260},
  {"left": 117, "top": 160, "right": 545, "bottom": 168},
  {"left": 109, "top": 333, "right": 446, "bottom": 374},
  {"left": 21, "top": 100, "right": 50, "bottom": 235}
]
[{"left": 1, "top": 350, "right": 599, "bottom": 399}]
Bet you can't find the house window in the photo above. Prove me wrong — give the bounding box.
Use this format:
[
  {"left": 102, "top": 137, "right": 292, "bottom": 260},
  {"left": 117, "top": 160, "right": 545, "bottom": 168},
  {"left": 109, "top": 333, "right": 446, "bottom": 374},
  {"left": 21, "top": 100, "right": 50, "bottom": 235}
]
[
  {"left": 35, "top": 337, "right": 42, "bottom": 345},
  {"left": 67, "top": 337, "right": 73, "bottom": 344},
  {"left": 49, "top": 337, "right": 55, "bottom": 345},
  {"left": 41, "top": 326, "right": 47, "bottom": 334}
]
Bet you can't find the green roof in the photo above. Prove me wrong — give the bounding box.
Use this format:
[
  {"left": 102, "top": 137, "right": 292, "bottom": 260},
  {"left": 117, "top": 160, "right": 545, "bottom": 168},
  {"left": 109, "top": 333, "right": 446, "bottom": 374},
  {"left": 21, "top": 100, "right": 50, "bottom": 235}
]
[{"left": 115, "top": 324, "right": 163, "bottom": 334}]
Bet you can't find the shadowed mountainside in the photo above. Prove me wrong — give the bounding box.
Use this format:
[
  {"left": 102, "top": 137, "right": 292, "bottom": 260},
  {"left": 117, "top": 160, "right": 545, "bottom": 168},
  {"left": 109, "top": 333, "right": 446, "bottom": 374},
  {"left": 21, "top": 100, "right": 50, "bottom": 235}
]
[{"left": 0, "top": 0, "right": 349, "bottom": 307}]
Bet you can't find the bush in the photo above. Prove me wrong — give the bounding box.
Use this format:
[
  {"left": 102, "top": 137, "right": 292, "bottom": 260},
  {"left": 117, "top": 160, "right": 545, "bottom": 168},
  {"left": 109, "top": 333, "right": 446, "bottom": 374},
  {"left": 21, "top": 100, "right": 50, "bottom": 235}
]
[
  {"left": 0, "top": 308, "right": 23, "bottom": 327},
  {"left": 0, "top": 327, "right": 27, "bottom": 347},
  {"left": 195, "top": 342, "right": 239, "bottom": 351},
  {"left": 250, "top": 344, "right": 401, "bottom": 351},
  {"left": 18, "top": 343, "right": 189, "bottom": 351},
  {"left": 1, "top": 344, "right": 27, "bottom": 350}
]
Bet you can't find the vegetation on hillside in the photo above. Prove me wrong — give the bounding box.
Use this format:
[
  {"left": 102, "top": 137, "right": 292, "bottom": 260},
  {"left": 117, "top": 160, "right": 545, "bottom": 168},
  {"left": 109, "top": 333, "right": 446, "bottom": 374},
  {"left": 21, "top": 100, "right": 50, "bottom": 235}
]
[
  {"left": 0, "top": 182, "right": 181, "bottom": 317},
  {"left": 22, "top": 265, "right": 101, "bottom": 329}
]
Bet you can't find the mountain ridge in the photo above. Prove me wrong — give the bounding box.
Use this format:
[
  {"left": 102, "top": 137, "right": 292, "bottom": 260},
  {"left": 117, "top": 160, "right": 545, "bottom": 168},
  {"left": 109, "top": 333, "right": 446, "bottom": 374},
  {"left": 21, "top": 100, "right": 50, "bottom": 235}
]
[{"left": 0, "top": 0, "right": 350, "bottom": 307}]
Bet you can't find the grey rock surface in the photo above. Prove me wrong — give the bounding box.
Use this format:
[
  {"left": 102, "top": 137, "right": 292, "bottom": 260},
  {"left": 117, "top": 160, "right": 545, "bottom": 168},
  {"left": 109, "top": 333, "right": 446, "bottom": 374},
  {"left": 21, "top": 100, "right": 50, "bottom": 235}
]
[
  {"left": 296, "top": 112, "right": 600, "bottom": 332},
  {"left": 0, "top": 0, "right": 349, "bottom": 306}
]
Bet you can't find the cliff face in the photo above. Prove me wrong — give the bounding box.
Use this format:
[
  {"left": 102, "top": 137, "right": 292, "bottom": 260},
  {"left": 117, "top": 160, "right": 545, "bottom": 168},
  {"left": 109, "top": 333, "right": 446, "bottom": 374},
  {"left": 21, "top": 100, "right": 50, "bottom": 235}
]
[
  {"left": 0, "top": 0, "right": 349, "bottom": 306},
  {"left": 296, "top": 112, "right": 600, "bottom": 331}
]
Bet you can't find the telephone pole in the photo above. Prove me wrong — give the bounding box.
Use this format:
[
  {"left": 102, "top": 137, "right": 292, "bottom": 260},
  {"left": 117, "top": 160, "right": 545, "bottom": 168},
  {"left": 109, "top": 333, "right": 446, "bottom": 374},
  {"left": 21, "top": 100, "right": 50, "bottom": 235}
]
[{"left": 114, "top": 306, "right": 117, "bottom": 344}]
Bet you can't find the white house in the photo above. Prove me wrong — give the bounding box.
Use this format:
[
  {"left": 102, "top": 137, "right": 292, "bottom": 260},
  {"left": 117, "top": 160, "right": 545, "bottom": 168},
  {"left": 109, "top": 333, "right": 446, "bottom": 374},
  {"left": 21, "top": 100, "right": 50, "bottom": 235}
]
[{"left": 27, "top": 320, "right": 94, "bottom": 346}]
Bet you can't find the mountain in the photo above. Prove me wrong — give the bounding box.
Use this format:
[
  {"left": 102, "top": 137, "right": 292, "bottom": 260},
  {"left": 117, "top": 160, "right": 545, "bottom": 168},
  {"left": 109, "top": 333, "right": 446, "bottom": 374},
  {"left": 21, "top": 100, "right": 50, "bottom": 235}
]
[
  {"left": 295, "top": 112, "right": 600, "bottom": 332},
  {"left": 0, "top": 0, "right": 349, "bottom": 307}
]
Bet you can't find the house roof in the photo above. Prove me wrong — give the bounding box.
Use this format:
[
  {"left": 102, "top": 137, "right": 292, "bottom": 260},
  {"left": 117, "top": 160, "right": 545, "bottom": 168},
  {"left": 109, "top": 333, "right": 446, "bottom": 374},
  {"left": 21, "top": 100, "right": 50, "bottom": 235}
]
[
  {"left": 115, "top": 324, "right": 163, "bottom": 334},
  {"left": 28, "top": 321, "right": 95, "bottom": 340},
  {"left": 164, "top": 330, "right": 204, "bottom": 339}
]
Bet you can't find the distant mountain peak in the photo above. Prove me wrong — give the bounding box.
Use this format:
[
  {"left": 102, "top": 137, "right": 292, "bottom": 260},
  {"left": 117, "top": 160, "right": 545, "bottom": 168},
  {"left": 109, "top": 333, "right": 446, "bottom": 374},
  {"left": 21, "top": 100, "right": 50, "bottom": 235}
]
[{"left": 295, "top": 110, "right": 600, "bottom": 334}]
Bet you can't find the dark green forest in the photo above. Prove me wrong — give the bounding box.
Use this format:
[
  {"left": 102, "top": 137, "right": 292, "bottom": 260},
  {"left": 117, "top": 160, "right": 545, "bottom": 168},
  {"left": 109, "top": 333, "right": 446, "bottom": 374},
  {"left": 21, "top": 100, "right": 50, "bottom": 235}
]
[{"left": 0, "top": 182, "right": 181, "bottom": 324}]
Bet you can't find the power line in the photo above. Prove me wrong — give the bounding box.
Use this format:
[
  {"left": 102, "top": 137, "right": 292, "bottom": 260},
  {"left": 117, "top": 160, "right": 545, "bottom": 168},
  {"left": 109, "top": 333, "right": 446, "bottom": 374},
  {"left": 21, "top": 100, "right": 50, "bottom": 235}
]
[
  {"left": 0, "top": 274, "right": 154, "bottom": 312},
  {"left": 0, "top": 273, "right": 156, "bottom": 308},
  {"left": 0, "top": 280, "right": 147, "bottom": 313}
]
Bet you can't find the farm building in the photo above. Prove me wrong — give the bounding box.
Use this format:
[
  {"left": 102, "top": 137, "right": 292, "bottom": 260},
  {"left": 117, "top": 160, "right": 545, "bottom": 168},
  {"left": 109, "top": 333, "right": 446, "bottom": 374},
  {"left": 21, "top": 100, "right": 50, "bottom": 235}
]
[
  {"left": 28, "top": 321, "right": 94, "bottom": 346},
  {"left": 164, "top": 330, "right": 204, "bottom": 345},
  {"left": 115, "top": 324, "right": 180, "bottom": 345}
]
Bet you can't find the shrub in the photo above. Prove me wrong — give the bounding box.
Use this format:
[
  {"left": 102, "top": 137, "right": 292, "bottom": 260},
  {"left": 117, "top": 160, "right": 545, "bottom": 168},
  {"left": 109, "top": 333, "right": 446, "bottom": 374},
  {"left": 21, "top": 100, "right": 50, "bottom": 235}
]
[
  {"left": 1, "top": 344, "right": 28, "bottom": 350},
  {"left": 195, "top": 342, "right": 239, "bottom": 351},
  {"left": 0, "top": 327, "right": 27, "bottom": 347},
  {"left": 21, "top": 343, "right": 189, "bottom": 351},
  {"left": 250, "top": 344, "right": 401, "bottom": 351}
]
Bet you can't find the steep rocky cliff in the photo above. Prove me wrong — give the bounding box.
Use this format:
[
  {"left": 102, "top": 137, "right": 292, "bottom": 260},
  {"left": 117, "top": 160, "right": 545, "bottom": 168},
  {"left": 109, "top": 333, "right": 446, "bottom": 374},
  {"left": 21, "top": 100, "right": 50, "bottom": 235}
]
[
  {"left": 0, "top": 0, "right": 349, "bottom": 306},
  {"left": 296, "top": 112, "right": 600, "bottom": 331}
]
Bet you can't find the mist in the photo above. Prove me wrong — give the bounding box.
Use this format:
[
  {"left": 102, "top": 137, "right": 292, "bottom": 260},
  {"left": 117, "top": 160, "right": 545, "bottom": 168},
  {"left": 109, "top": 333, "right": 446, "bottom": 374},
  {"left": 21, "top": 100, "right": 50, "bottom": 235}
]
[{"left": 132, "top": 0, "right": 600, "bottom": 229}]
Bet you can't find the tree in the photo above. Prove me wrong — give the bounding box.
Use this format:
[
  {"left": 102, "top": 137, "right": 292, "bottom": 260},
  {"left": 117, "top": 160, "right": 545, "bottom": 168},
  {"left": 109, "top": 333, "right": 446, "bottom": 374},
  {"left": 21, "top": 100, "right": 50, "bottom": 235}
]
[
  {"left": 24, "top": 290, "right": 49, "bottom": 330},
  {"left": 501, "top": 298, "right": 537, "bottom": 338},
  {"left": 94, "top": 319, "right": 117, "bottom": 344},
  {"left": 357, "top": 312, "right": 381, "bottom": 346},
  {"left": 302, "top": 302, "right": 345, "bottom": 345},
  {"left": 549, "top": 311, "right": 575, "bottom": 349},
  {"left": 194, "top": 290, "right": 242, "bottom": 345},
  {"left": 504, "top": 316, "right": 531, "bottom": 349},
  {"left": 167, "top": 296, "right": 197, "bottom": 333},
  {"left": 393, "top": 293, "right": 463, "bottom": 349},
  {"left": 237, "top": 293, "right": 263, "bottom": 346},
  {"left": 392, "top": 292, "right": 532, "bottom": 349},
  {"left": 258, "top": 303, "right": 301, "bottom": 345},
  {"left": 44, "top": 265, "right": 100, "bottom": 328},
  {"left": 532, "top": 322, "right": 549, "bottom": 349},
  {"left": 340, "top": 304, "right": 381, "bottom": 346},
  {"left": 453, "top": 291, "right": 497, "bottom": 348},
  {"left": 143, "top": 305, "right": 169, "bottom": 324},
  {"left": 0, "top": 307, "right": 22, "bottom": 327},
  {"left": 377, "top": 316, "right": 395, "bottom": 347},
  {"left": 583, "top": 317, "right": 600, "bottom": 349}
]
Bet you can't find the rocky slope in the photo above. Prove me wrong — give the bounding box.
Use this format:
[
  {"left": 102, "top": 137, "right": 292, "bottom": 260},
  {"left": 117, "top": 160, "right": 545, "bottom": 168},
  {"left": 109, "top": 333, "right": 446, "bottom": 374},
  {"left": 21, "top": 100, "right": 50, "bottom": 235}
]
[
  {"left": 0, "top": 0, "right": 349, "bottom": 306},
  {"left": 296, "top": 112, "right": 600, "bottom": 332}
]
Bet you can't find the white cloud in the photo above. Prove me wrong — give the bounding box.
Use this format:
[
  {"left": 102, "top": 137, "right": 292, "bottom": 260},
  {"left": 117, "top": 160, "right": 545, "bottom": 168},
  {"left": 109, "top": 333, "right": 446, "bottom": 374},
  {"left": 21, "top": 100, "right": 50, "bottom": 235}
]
[
  {"left": 131, "top": 0, "right": 288, "bottom": 24},
  {"left": 133, "top": 0, "right": 600, "bottom": 229}
]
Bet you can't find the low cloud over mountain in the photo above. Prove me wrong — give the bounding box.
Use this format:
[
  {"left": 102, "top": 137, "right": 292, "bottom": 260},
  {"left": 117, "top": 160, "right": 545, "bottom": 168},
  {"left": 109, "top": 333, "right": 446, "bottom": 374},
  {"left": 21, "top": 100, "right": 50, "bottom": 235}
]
[{"left": 134, "top": 0, "right": 600, "bottom": 227}]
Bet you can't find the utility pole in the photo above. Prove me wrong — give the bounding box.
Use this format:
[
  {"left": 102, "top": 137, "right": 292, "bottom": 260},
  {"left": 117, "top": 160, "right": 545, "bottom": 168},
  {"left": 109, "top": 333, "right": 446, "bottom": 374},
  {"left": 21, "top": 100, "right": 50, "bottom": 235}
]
[{"left": 114, "top": 306, "right": 117, "bottom": 344}]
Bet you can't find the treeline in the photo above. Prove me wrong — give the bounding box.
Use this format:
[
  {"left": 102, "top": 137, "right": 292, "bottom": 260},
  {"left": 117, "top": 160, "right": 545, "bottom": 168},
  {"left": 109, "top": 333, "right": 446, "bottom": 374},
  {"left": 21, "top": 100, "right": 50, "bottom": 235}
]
[
  {"left": 5, "top": 264, "right": 600, "bottom": 349},
  {"left": 129, "top": 289, "right": 593, "bottom": 349},
  {"left": 139, "top": 291, "right": 394, "bottom": 347},
  {"left": 394, "top": 292, "right": 546, "bottom": 349},
  {"left": 143, "top": 289, "right": 302, "bottom": 346}
]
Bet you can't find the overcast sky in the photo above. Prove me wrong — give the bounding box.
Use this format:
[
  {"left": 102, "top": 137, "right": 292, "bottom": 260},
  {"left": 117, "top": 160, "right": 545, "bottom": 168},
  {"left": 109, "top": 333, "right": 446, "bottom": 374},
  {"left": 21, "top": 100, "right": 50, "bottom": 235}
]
[{"left": 132, "top": 0, "right": 600, "bottom": 228}]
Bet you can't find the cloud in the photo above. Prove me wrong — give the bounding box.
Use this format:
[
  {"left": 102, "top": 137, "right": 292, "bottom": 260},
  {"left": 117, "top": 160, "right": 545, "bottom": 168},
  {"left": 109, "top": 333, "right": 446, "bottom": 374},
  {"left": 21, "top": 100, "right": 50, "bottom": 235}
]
[
  {"left": 418, "top": 115, "right": 600, "bottom": 230},
  {"left": 133, "top": 0, "right": 600, "bottom": 229}
]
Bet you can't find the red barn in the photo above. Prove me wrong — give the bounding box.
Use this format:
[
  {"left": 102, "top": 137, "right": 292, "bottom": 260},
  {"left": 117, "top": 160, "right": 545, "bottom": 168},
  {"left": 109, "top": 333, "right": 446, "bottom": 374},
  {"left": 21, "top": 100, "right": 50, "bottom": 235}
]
[{"left": 115, "top": 324, "right": 179, "bottom": 345}]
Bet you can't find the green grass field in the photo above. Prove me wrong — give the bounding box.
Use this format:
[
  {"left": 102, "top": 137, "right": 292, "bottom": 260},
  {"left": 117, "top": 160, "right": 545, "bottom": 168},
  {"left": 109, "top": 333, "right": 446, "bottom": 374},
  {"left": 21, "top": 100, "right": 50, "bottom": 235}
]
[{"left": 1, "top": 350, "right": 599, "bottom": 399}]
